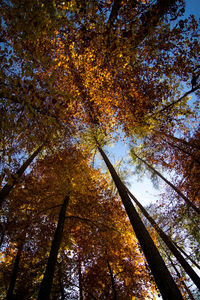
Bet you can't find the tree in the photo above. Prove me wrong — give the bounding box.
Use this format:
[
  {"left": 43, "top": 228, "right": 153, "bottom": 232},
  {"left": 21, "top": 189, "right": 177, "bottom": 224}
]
[
  {"left": 126, "top": 188, "right": 200, "bottom": 290},
  {"left": 166, "top": 254, "right": 196, "bottom": 300},
  {"left": 130, "top": 149, "right": 200, "bottom": 214},
  {"left": 1, "top": 0, "right": 200, "bottom": 298},
  {"left": 0, "top": 144, "right": 43, "bottom": 209},
  {"left": 5, "top": 233, "right": 26, "bottom": 300},
  {"left": 143, "top": 200, "right": 200, "bottom": 298},
  {"left": 37, "top": 195, "right": 70, "bottom": 300},
  {"left": 106, "top": 257, "right": 118, "bottom": 300},
  {"left": 97, "top": 144, "right": 183, "bottom": 299}
]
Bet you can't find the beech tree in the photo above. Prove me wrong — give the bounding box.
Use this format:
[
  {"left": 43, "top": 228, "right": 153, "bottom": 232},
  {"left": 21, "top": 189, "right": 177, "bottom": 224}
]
[
  {"left": 97, "top": 143, "right": 183, "bottom": 299},
  {"left": 37, "top": 195, "right": 70, "bottom": 300},
  {"left": 1, "top": 0, "right": 200, "bottom": 298}
]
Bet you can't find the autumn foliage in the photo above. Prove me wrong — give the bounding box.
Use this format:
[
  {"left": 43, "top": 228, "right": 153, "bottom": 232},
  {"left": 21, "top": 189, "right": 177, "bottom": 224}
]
[{"left": 0, "top": 0, "right": 200, "bottom": 299}]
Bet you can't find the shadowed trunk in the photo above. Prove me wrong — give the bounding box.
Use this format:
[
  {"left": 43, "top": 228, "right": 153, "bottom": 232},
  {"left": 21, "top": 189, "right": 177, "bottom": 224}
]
[
  {"left": 106, "top": 0, "right": 122, "bottom": 30},
  {"left": 131, "top": 150, "right": 200, "bottom": 214},
  {"left": 172, "top": 241, "right": 200, "bottom": 271},
  {"left": 0, "top": 144, "right": 43, "bottom": 208},
  {"left": 6, "top": 235, "right": 25, "bottom": 300},
  {"left": 107, "top": 259, "right": 117, "bottom": 300},
  {"left": 167, "top": 255, "right": 195, "bottom": 300},
  {"left": 37, "top": 195, "right": 69, "bottom": 300},
  {"left": 153, "top": 130, "right": 200, "bottom": 150},
  {"left": 97, "top": 145, "right": 183, "bottom": 300},
  {"left": 126, "top": 188, "right": 200, "bottom": 290},
  {"left": 58, "top": 273, "right": 65, "bottom": 300},
  {"left": 161, "top": 136, "right": 200, "bottom": 165},
  {"left": 78, "top": 257, "right": 83, "bottom": 300}
]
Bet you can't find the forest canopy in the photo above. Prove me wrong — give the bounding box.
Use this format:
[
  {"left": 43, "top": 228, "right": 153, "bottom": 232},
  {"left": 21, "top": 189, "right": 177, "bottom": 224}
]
[{"left": 0, "top": 0, "right": 200, "bottom": 299}]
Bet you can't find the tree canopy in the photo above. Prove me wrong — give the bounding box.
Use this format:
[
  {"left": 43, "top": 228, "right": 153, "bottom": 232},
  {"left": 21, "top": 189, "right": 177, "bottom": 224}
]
[{"left": 0, "top": 0, "right": 200, "bottom": 299}]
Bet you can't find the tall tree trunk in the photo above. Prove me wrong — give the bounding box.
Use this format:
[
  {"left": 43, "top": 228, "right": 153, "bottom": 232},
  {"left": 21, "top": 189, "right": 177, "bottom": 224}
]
[
  {"left": 172, "top": 241, "right": 200, "bottom": 271},
  {"left": 6, "top": 235, "right": 25, "bottom": 300},
  {"left": 131, "top": 150, "right": 200, "bottom": 214},
  {"left": 58, "top": 272, "right": 65, "bottom": 300},
  {"left": 0, "top": 144, "right": 43, "bottom": 208},
  {"left": 0, "top": 224, "right": 5, "bottom": 248},
  {"left": 106, "top": 0, "right": 122, "bottom": 31},
  {"left": 153, "top": 130, "right": 200, "bottom": 151},
  {"left": 78, "top": 256, "right": 83, "bottom": 300},
  {"left": 37, "top": 195, "right": 69, "bottom": 300},
  {"left": 126, "top": 188, "right": 200, "bottom": 290},
  {"left": 161, "top": 136, "right": 200, "bottom": 165},
  {"left": 167, "top": 255, "right": 195, "bottom": 300},
  {"left": 97, "top": 145, "right": 183, "bottom": 300},
  {"left": 107, "top": 259, "right": 117, "bottom": 300}
]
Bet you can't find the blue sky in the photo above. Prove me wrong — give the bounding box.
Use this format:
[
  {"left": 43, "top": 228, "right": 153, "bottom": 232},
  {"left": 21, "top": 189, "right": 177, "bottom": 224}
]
[{"left": 186, "top": 0, "right": 200, "bottom": 18}]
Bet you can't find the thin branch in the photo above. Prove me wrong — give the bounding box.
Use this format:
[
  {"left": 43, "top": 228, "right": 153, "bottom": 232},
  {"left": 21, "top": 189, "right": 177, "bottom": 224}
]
[
  {"left": 152, "top": 85, "right": 200, "bottom": 117},
  {"left": 65, "top": 215, "right": 119, "bottom": 233}
]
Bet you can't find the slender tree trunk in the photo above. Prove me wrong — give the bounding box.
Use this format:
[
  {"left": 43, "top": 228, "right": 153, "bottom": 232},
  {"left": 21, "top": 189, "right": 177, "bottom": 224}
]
[
  {"left": 37, "top": 195, "right": 69, "bottom": 300},
  {"left": 161, "top": 136, "right": 200, "bottom": 165},
  {"left": 58, "top": 273, "right": 65, "bottom": 300},
  {"left": 131, "top": 150, "right": 200, "bottom": 214},
  {"left": 153, "top": 130, "right": 200, "bottom": 150},
  {"left": 126, "top": 188, "right": 200, "bottom": 290},
  {"left": 167, "top": 255, "right": 195, "bottom": 300},
  {"left": 0, "top": 224, "right": 5, "bottom": 247},
  {"left": 0, "top": 144, "right": 43, "bottom": 208},
  {"left": 107, "top": 259, "right": 117, "bottom": 300},
  {"left": 6, "top": 235, "right": 25, "bottom": 300},
  {"left": 78, "top": 256, "right": 83, "bottom": 300},
  {"left": 97, "top": 145, "right": 183, "bottom": 300},
  {"left": 106, "top": 0, "right": 122, "bottom": 30},
  {"left": 172, "top": 241, "right": 200, "bottom": 271}
]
